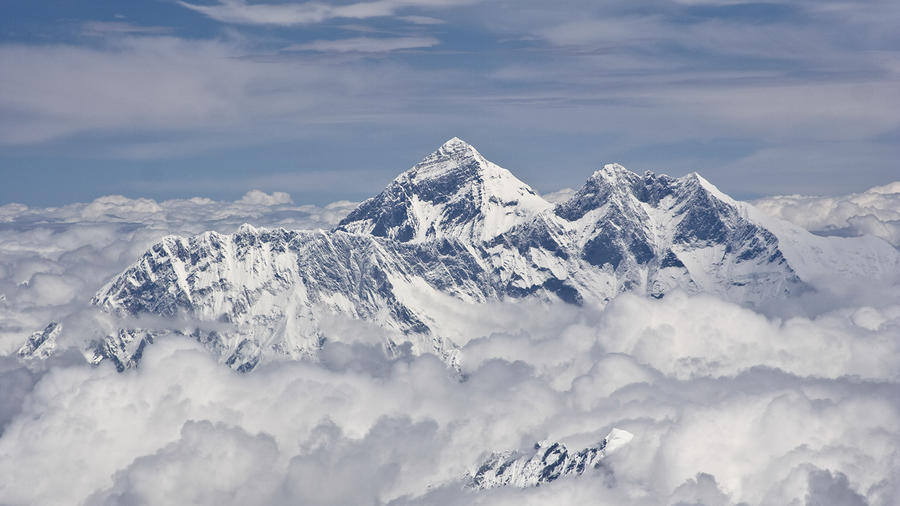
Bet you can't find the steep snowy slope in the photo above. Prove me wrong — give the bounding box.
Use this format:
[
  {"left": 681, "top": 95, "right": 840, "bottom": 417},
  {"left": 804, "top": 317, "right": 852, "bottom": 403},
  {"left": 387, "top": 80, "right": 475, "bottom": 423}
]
[
  {"left": 336, "top": 137, "right": 551, "bottom": 244},
  {"left": 22, "top": 138, "right": 900, "bottom": 371},
  {"left": 91, "top": 226, "right": 499, "bottom": 370}
]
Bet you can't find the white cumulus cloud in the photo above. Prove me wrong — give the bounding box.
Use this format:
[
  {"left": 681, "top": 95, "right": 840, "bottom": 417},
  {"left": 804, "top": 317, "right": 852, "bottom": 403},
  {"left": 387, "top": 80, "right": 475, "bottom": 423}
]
[{"left": 754, "top": 181, "right": 900, "bottom": 247}]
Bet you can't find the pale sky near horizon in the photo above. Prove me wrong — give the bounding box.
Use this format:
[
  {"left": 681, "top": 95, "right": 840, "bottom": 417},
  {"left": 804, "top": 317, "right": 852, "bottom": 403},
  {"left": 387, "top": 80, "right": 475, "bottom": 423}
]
[{"left": 1, "top": 0, "right": 898, "bottom": 206}]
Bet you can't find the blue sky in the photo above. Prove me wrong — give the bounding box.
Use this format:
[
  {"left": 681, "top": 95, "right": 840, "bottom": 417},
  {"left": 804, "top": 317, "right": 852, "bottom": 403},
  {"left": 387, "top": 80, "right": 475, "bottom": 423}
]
[{"left": 1, "top": 0, "right": 898, "bottom": 205}]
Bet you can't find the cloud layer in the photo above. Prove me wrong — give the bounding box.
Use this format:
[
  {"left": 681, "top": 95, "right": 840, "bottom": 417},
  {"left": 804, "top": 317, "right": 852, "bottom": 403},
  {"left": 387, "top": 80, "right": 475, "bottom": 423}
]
[
  {"left": 1, "top": 295, "right": 898, "bottom": 505},
  {"left": 0, "top": 191, "right": 898, "bottom": 505}
]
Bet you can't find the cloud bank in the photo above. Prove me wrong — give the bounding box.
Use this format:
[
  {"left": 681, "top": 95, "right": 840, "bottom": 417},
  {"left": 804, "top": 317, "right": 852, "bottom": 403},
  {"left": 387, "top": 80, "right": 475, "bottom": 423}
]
[
  {"left": 754, "top": 182, "right": 900, "bottom": 247},
  {"left": 0, "top": 193, "right": 898, "bottom": 505}
]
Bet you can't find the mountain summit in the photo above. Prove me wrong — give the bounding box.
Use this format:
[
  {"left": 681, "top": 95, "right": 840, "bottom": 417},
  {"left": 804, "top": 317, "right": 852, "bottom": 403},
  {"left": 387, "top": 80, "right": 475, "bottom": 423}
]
[
  {"left": 336, "top": 137, "right": 550, "bottom": 243},
  {"left": 23, "top": 139, "right": 900, "bottom": 372}
]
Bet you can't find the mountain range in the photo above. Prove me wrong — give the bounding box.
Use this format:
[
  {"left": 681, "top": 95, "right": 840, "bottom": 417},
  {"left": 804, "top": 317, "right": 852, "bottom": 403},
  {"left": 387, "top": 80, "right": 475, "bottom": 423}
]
[{"left": 20, "top": 138, "right": 900, "bottom": 372}]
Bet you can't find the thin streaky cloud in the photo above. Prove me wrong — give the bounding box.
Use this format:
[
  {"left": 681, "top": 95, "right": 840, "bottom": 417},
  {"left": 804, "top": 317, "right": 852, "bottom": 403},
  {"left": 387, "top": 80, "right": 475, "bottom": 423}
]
[
  {"left": 178, "top": 0, "right": 478, "bottom": 26},
  {"left": 79, "top": 21, "right": 173, "bottom": 37},
  {"left": 398, "top": 15, "right": 445, "bottom": 25},
  {"left": 284, "top": 36, "right": 439, "bottom": 53}
]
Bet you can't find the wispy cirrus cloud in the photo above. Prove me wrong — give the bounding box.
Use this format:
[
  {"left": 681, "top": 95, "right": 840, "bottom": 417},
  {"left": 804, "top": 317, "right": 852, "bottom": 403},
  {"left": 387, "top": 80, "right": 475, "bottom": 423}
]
[
  {"left": 79, "top": 21, "right": 173, "bottom": 37},
  {"left": 0, "top": 35, "right": 457, "bottom": 146},
  {"left": 177, "top": 0, "right": 478, "bottom": 26},
  {"left": 397, "top": 15, "right": 444, "bottom": 25},
  {"left": 285, "top": 35, "right": 439, "bottom": 53}
]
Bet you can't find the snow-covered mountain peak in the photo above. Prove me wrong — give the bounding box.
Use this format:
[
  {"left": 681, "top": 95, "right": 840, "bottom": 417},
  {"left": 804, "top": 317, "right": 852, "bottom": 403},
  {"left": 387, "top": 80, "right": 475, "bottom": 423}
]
[
  {"left": 579, "top": 163, "right": 645, "bottom": 196},
  {"left": 336, "top": 138, "right": 551, "bottom": 243},
  {"left": 559, "top": 165, "right": 737, "bottom": 220},
  {"left": 593, "top": 162, "right": 637, "bottom": 180},
  {"left": 433, "top": 135, "right": 478, "bottom": 158},
  {"left": 404, "top": 136, "right": 496, "bottom": 183},
  {"left": 682, "top": 171, "right": 737, "bottom": 206},
  {"left": 554, "top": 163, "right": 644, "bottom": 222},
  {"left": 236, "top": 223, "right": 261, "bottom": 235}
]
